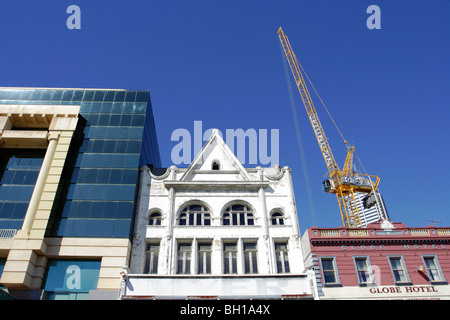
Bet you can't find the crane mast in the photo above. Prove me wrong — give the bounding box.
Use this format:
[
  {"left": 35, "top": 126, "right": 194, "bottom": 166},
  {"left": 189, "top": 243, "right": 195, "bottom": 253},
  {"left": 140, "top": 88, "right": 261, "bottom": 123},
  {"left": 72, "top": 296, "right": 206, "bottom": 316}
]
[{"left": 277, "top": 27, "right": 381, "bottom": 228}]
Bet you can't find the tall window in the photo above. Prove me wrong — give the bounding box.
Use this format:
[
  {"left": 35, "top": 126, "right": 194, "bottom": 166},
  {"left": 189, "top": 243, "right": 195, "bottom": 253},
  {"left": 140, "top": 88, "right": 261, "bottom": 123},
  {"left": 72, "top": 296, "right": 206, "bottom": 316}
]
[
  {"left": 223, "top": 242, "right": 238, "bottom": 274},
  {"left": 274, "top": 242, "right": 290, "bottom": 273},
  {"left": 388, "top": 256, "right": 409, "bottom": 284},
  {"left": 177, "top": 242, "right": 192, "bottom": 274},
  {"left": 354, "top": 257, "right": 374, "bottom": 285},
  {"left": 271, "top": 212, "right": 285, "bottom": 225},
  {"left": 320, "top": 257, "right": 339, "bottom": 285},
  {"left": 243, "top": 242, "right": 258, "bottom": 274},
  {"left": 144, "top": 242, "right": 159, "bottom": 274},
  {"left": 148, "top": 212, "right": 162, "bottom": 226},
  {"left": 198, "top": 242, "right": 212, "bottom": 274},
  {"left": 179, "top": 204, "right": 211, "bottom": 226},
  {"left": 423, "top": 256, "right": 444, "bottom": 282},
  {"left": 0, "top": 149, "right": 45, "bottom": 230},
  {"left": 223, "top": 204, "right": 254, "bottom": 226}
]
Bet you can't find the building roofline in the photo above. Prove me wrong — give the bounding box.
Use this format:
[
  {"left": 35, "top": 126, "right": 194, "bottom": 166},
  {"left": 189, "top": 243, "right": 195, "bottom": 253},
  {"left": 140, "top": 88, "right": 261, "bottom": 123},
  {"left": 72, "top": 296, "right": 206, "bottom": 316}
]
[{"left": 0, "top": 87, "right": 149, "bottom": 91}]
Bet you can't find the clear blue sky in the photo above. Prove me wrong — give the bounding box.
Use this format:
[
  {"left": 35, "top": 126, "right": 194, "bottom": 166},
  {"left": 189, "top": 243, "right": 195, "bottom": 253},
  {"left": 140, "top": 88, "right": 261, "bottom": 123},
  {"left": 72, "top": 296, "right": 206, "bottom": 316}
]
[{"left": 1, "top": 1, "right": 449, "bottom": 233}]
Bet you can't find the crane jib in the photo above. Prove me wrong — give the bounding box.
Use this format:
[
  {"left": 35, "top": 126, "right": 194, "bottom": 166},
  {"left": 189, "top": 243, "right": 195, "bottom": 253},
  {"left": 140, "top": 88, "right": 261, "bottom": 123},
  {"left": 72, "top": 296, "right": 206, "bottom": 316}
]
[
  {"left": 294, "top": 87, "right": 337, "bottom": 170},
  {"left": 278, "top": 26, "right": 381, "bottom": 228}
]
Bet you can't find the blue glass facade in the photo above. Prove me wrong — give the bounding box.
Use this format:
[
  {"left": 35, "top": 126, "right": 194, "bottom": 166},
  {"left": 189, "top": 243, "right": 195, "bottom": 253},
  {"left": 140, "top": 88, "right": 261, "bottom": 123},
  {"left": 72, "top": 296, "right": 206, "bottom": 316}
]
[
  {"left": 0, "top": 149, "right": 45, "bottom": 230},
  {"left": 0, "top": 88, "right": 161, "bottom": 239}
]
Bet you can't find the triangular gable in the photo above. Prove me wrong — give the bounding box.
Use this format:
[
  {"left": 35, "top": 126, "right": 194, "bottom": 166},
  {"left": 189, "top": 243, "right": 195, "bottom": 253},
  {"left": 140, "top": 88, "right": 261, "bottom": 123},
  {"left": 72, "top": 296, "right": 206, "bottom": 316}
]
[{"left": 180, "top": 129, "right": 251, "bottom": 181}]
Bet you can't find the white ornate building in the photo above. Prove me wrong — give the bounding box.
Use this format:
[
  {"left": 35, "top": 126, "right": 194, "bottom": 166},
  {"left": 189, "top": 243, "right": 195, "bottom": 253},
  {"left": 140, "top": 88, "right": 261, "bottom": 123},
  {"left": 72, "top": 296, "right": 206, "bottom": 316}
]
[{"left": 122, "top": 130, "right": 317, "bottom": 299}]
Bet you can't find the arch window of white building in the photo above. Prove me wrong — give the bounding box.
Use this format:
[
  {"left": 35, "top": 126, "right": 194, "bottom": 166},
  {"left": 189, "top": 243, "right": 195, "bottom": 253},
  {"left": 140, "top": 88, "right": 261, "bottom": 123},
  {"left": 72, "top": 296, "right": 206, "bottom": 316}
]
[
  {"left": 179, "top": 204, "right": 211, "bottom": 226},
  {"left": 270, "top": 212, "right": 285, "bottom": 226},
  {"left": 148, "top": 212, "right": 162, "bottom": 226},
  {"left": 223, "top": 204, "right": 254, "bottom": 226}
]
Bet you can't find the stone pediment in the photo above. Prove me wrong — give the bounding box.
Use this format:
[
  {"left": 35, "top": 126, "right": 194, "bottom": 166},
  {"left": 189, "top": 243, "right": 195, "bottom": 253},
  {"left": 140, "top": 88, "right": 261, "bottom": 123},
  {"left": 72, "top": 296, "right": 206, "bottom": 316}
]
[{"left": 180, "top": 129, "right": 251, "bottom": 182}]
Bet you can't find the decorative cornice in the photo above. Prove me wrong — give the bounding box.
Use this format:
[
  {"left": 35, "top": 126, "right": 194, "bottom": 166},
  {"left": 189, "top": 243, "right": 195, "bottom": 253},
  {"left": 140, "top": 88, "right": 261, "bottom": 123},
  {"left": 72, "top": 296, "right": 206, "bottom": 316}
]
[
  {"left": 311, "top": 237, "right": 450, "bottom": 246},
  {"left": 163, "top": 180, "right": 269, "bottom": 191}
]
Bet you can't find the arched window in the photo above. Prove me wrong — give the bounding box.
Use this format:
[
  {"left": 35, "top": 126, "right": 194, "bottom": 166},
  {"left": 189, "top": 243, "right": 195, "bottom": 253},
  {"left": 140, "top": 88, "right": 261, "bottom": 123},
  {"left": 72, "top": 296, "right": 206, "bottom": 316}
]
[
  {"left": 148, "top": 212, "right": 162, "bottom": 226},
  {"left": 223, "top": 204, "right": 254, "bottom": 226},
  {"left": 271, "top": 212, "right": 285, "bottom": 226},
  {"left": 212, "top": 160, "right": 220, "bottom": 170},
  {"left": 179, "top": 204, "right": 211, "bottom": 226}
]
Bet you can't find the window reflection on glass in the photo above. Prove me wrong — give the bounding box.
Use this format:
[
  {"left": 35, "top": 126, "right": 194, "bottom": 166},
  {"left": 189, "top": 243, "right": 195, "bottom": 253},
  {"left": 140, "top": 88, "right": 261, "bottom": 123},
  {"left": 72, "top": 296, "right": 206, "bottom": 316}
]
[
  {"left": 354, "top": 257, "right": 374, "bottom": 285},
  {"left": 144, "top": 243, "right": 160, "bottom": 274},
  {"left": 223, "top": 242, "right": 237, "bottom": 274},
  {"left": 0, "top": 149, "right": 44, "bottom": 229},
  {"left": 389, "top": 257, "right": 408, "bottom": 283},
  {"left": 198, "top": 242, "right": 212, "bottom": 274},
  {"left": 177, "top": 242, "right": 192, "bottom": 274},
  {"left": 423, "top": 256, "right": 443, "bottom": 282},
  {"left": 321, "top": 258, "right": 339, "bottom": 285},
  {"left": 275, "top": 242, "right": 290, "bottom": 273},
  {"left": 244, "top": 242, "right": 258, "bottom": 274}
]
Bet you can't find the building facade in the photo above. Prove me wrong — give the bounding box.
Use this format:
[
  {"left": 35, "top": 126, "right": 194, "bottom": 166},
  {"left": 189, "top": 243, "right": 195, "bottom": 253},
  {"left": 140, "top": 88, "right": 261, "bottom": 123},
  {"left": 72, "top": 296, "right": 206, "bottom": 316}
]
[
  {"left": 302, "top": 220, "right": 450, "bottom": 299},
  {"left": 124, "top": 130, "right": 316, "bottom": 299},
  {"left": 0, "top": 87, "right": 160, "bottom": 299},
  {"left": 353, "top": 191, "right": 389, "bottom": 227}
]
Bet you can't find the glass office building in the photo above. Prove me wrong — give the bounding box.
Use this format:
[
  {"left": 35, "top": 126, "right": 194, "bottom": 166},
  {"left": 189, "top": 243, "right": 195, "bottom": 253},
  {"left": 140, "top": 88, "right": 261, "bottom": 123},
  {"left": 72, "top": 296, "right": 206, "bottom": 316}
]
[
  {"left": 0, "top": 88, "right": 160, "bottom": 239},
  {"left": 0, "top": 88, "right": 161, "bottom": 299}
]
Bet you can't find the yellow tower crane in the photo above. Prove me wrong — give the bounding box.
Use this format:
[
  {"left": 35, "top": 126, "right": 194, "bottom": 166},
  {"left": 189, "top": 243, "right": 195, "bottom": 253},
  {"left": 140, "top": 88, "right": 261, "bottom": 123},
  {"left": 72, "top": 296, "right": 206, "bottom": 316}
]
[{"left": 277, "top": 27, "right": 382, "bottom": 228}]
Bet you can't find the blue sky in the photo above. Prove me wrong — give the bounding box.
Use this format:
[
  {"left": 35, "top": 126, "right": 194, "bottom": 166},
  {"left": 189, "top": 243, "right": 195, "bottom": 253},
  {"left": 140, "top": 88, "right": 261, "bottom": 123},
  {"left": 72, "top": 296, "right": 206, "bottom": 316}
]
[{"left": 1, "top": 1, "right": 449, "bottom": 233}]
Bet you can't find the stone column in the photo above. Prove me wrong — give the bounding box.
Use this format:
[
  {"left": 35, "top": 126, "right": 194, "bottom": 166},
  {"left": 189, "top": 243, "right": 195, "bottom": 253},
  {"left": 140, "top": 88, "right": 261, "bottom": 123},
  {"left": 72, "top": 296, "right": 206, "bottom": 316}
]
[
  {"left": 258, "top": 186, "right": 274, "bottom": 274},
  {"left": 20, "top": 132, "right": 60, "bottom": 234},
  {"left": 166, "top": 166, "right": 177, "bottom": 274}
]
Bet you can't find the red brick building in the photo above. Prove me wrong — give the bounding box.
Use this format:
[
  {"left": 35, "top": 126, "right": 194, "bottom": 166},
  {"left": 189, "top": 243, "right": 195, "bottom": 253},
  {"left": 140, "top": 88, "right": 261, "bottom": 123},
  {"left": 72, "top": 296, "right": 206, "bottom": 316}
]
[{"left": 302, "top": 220, "right": 450, "bottom": 300}]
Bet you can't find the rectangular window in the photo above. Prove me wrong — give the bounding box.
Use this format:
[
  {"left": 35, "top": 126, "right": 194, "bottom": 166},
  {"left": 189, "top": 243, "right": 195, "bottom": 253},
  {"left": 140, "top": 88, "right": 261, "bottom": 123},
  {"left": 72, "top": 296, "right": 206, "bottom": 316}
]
[
  {"left": 388, "top": 257, "right": 409, "bottom": 283},
  {"left": 223, "top": 242, "right": 237, "bottom": 274},
  {"left": 275, "top": 242, "right": 290, "bottom": 273},
  {"left": 198, "top": 242, "right": 212, "bottom": 274},
  {"left": 144, "top": 242, "right": 160, "bottom": 274},
  {"left": 177, "top": 242, "right": 191, "bottom": 274},
  {"left": 320, "top": 257, "right": 339, "bottom": 285},
  {"left": 243, "top": 242, "right": 258, "bottom": 274},
  {"left": 354, "top": 257, "right": 374, "bottom": 285},
  {"left": 423, "top": 256, "right": 444, "bottom": 282},
  {"left": 42, "top": 259, "right": 101, "bottom": 300}
]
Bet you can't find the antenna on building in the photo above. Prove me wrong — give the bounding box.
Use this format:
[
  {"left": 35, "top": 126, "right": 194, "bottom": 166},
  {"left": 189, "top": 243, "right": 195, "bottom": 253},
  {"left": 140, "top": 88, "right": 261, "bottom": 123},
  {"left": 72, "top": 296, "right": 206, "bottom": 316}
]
[{"left": 426, "top": 220, "right": 442, "bottom": 227}]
